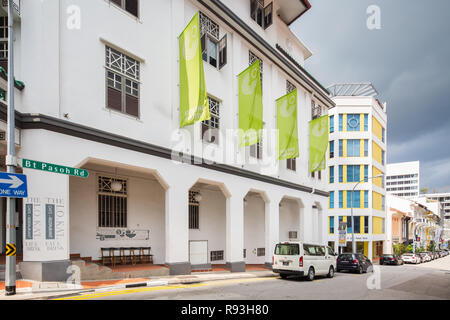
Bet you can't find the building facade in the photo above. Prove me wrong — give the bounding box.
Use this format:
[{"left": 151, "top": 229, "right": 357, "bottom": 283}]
[
  {"left": 0, "top": 0, "right": 336, "bottom": 281},
  {"left": 326, "top": 83, "right": 387, "bottom": 261},
  {"left": 386, "top": 161, "right": 420, "bottom": 198}
]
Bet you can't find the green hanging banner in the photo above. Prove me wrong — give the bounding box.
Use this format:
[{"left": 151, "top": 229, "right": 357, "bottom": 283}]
[
  {"left": 277, "top": 89, "right": 299, "bottom": 160},
  {"left": 179, "top": 12, "right": 210, "bottom": 128},
  {"left": 238, "top": 60, "right": 263, "bottom": 148},
  {"left": 309, "top": 115, "right": 329, "bottom": 172}
]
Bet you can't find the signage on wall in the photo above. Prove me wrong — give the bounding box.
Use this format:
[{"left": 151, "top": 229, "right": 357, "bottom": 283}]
[
  {"left": 338, "top": 222, "right": 347, "bottom": 247},
  {"left": 23, "top": 197, "right": 68, "bottom": 261},
  {"left": 96, "top": 228, "right": 150, "bottom": 241},
  {"left": 21, "top": 158, "right": 89, "bottom": 178}
]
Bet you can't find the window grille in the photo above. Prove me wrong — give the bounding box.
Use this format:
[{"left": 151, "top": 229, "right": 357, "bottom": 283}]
[
  {"left": 210, "top": 250, "right": 224, "bottom": 261},
  {"left": 286, "top": 80, "right": 296, "bottom": 94},
  {"left": 289, "top": 231, "right": 298, "bottom": 239},
  {"left": 249, "top": 51, "right": 263, "bottom": 75},
  {"left": 202, "top": 97, "right": 220, "bottom": 144},
  {"left": 257, "top": 248, "right": 265, "bottom": 257},
  {"left": 106, "top": 46, "right": 140, "bottom": 80},
  {"left": 189, "top": 191, "right": 200, "bottom": 230},
  {"left": 249, "top": 51, "right": 263, "bottom": 90},
  {"left": 311, "top": 101, "right": 322, "bottom": 120},
  {"left": 98, "top": 176, "right": 127, "bottom": 228},
  {"left": 199, "top": 12, "right": 219, "bottom": 40}
]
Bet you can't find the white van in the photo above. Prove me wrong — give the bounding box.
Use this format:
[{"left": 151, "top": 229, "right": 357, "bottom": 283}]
[{"left": 272, "top": 242, "right": 337, "bottom": 281}]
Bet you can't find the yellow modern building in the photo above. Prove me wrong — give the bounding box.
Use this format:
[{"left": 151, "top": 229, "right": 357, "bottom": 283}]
[{"left": 326, "top": 83, "right": 387, "bottom": 261}]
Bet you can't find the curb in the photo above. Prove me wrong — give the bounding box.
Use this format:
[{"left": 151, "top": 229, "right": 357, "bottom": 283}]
[{"left": 1, "top": 270, "right": 277, "bottom": 300}]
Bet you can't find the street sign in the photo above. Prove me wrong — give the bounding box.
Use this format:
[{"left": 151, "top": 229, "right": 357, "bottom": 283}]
[
  {"left": 338, "top": 222, "right": 347, "bottom": 247},
  {"left": 0, "top": 172, "right": 27, "bottom": 198},
  {"left": 5, "top": 244, "right": 16, "bottom": 257},
  {"left": 22, "top": 158, "right": 89, "bottom": 178}
]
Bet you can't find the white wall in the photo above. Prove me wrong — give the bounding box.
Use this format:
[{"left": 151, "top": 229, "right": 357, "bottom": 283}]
[
  {"left": 279, "top": 199, "right": 300, "bottom": 242},
  {"left": 69, "top": 171, "right": 166, "bottom": 264},
  {"left": 244, "top": 195, "right": 265, "bottom": 264},
  {"left": 14, "top": 0, "right": 329, "bottom": 194}
]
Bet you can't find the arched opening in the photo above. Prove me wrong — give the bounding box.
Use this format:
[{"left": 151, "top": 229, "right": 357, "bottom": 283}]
[{"left": 188, "top": 179, "right": 229, "bottom": 271}]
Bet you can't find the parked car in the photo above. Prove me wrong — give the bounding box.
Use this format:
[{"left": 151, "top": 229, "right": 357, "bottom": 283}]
[
  {"left": 422, "top": 251, "right": 434, "bottom": 260},
  {"left": 401, "top": 253, "right": 421, "bottom": 264},
  {"left": 419, "top": 252, "right": 431, "bottom": 262},
  {"left": 380, "top": 254, "right": 404, "bottom": 265},
  {"left": 336, "top": 253, "right": 373, "bottom": 274},
  {"left": 272, "top": 242, "right": 337, "bottom": 281}
]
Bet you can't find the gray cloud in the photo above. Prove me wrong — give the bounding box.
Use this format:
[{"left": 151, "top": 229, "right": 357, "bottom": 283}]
[{"left": 291, "top": 0, "right": 450, "bottom": 191}]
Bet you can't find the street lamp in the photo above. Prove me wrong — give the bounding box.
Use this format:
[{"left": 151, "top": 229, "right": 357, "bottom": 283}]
[{"left": 350, "top": 173, "right": 385, "bottom": 254}]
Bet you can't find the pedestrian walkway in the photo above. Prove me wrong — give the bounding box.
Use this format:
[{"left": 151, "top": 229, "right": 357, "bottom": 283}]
[{"left": 0, "top": 266, "right": 276, "bottom": 300}]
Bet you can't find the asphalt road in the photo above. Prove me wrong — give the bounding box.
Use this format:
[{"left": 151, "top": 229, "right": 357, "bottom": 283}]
[{"left": 58, "top": 255, "right": 450, "bottom": 301}]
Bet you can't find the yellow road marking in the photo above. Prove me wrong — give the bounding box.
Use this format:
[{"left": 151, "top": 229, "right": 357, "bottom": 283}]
[{"left": 55, "top": 277, "right": 278, "bottom": 300}]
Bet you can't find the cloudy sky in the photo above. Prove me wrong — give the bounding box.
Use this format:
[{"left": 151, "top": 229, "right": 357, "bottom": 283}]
[{"left": 291, "top": 0, "right": 450, "bottom": 193}]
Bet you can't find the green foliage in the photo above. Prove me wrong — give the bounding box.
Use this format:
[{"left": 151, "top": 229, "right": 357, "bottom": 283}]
[
  {"left": 427, "top": 242, "right": 436, "bottom": 252},
  {"left": 393, "top": 243, "right": 405, "bottom": 256}
]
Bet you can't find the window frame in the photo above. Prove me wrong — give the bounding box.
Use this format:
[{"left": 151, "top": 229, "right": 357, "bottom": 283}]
[
  {"left": 201, "top": 96, "right": 221, "bottom": 144},
  {"left": 105, "top": 46, "right": 141, "bottom": 118},
  {"left": 97, "top": 176, "right": 128, "bottom": 228},
  {"left": 189, "top": 191, "right": 200, "bottom": 230},
  {"left": 109, "top": 0, "right": 140, "bottom": 19},
  {"left": 200, "top": 12, "right": 227, "bottom": 70}
]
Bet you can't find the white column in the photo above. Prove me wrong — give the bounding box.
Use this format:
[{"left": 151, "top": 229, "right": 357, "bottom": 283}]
[
  {"left": 22, "top": 169, "right": 70, "bottom": 262},
  {"left": 165, "top": 181, "right": 190, "bottom": 275},
  {"left": 302, "top": 197, "right": 314, "bottom": 243},
  {"left": 265, "top": 194, "right": 281, "bottom": 265},
  {"left": 226, "top": 188, "right": 246, "bottom": 272},
  {"left": 368, "top": 240, "right": 373, "bottom": 261}
]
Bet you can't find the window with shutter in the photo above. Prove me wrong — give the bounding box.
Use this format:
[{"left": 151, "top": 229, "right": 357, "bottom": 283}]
[
  {"left": 200, "top": 12, "right": 227, "bottom": 70},
  {"left": 250, "top": 0, "right": 273, "bottom": 30},
  {"left": 105, "top": 46, "right": 140, "bottom": 118}
]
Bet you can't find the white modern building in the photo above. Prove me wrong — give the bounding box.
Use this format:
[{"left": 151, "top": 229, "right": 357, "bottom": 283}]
[
  {"left": 326, "top": 83, "right": 387, "bottom": 261},
  {"left": 386, "top": 161, "right": 420, "bottom": 198},
  {"left": 424, "top": 193, "right": 450, "bottom": 243},
  {"left": 0, "top": 0, "right": 336, "bottom": 281}
]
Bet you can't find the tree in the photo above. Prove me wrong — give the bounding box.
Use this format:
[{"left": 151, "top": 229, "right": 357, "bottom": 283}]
[{"left": 420, "top": 187, "right": 429, "bottom": 195}]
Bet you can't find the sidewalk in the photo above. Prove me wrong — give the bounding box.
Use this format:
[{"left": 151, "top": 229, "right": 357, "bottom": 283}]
[{"left": 0, "top": 269, "right": 277, "bottom": 300}]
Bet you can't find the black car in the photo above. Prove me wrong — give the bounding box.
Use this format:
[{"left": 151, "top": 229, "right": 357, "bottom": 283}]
[
  {"left": 379, "top": 254, "right": 404, "bottom": 265},
  {"left": 337, "top": 253, "right": 373, "bottom": 274}
]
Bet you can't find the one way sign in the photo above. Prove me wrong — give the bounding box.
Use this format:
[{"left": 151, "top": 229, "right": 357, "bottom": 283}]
[{"left": 0, "top": 172, "right": 28, "bottom": 198}]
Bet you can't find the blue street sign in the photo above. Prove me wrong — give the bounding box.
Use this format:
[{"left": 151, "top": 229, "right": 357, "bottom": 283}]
[{"left": 0, "top": 172, "right": 28, "bottom": 198}]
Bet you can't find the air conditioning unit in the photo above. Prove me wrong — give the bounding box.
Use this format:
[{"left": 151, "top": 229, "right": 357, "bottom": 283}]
[{"left": 288, "top": 231, "right": 298, "bottom": 239}]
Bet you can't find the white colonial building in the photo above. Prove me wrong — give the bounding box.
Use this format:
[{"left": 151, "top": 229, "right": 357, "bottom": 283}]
[{"left": 0, "top": 0, "right": 335, "bottom": 281}]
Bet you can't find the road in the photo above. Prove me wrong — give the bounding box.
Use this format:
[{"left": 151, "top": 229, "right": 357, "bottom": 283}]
[{"left": 56, "top": 255, "right": 450, "bottom": 301}]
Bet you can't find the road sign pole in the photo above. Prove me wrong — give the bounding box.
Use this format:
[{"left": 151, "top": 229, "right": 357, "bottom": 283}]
[{"left": 5, "top": 0, "right": 16, "bottom": 296}]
